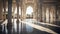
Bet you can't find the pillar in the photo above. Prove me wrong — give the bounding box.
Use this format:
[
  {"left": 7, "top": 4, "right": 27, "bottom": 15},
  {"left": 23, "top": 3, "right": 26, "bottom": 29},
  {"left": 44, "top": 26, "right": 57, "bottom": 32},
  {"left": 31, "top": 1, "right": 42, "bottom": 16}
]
[
  {"left": 16, "top": 0, "right": 20, "bottom": 34},
  {"left": 44, "top": 5, "right": 46, "bottom": 23},
  {"left": 7, "top": 0, "right": 12, "bottom": 34},
  {"left": 39, "top": 0, "right": 43, "bottom": 22}
]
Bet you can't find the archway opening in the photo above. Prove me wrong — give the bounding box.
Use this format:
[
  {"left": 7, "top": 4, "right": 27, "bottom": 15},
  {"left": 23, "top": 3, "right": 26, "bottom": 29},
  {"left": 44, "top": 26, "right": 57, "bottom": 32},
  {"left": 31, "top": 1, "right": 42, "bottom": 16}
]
[{"left": 26, "top": 6, "right": 33, "bottom": 19}]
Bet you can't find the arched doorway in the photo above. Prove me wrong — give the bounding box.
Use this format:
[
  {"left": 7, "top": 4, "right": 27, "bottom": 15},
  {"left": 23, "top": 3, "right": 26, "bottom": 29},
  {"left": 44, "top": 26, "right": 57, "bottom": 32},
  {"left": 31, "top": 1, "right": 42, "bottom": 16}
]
[{"left": 26, "top": 6, "right": 33, "bottom": 19}]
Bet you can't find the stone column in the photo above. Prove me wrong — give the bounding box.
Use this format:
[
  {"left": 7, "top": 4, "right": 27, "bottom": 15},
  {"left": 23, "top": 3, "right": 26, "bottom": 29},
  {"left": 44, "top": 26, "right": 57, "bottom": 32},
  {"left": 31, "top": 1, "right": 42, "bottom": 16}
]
[
  {"left": 55, "top": 5, "right": 58, "bottom": 24},
  {"left": 7, "top": 0, "right": 12, "bottom": 34},
  {"left": 39, "top": 0, "right": 43, "bottom": 22},
  {"left": 16, "top": 0, "right": 19, "bottom": 22},
  {"left": 16, "top": 0, "right": 20, "bottom": 34},
  {"left": 44, "top": 5, "right": 46, "bottom": 23}
]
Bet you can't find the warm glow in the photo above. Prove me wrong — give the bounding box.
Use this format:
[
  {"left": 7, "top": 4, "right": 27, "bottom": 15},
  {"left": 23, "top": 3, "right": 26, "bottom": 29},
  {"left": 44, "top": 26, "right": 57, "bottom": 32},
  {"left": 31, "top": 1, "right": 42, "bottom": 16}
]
[
  {"left": 19, "top": 7, "right": 21, "bottom": 15},
  {"left": 26, "top": 6, "right": 33, "bottom": 15}
]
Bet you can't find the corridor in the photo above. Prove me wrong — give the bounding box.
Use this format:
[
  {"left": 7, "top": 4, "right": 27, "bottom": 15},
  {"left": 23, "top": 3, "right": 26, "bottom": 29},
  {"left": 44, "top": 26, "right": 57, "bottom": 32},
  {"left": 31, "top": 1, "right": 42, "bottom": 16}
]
[{"left": 0, "top": 0, "right": 60, "bottom": 34}]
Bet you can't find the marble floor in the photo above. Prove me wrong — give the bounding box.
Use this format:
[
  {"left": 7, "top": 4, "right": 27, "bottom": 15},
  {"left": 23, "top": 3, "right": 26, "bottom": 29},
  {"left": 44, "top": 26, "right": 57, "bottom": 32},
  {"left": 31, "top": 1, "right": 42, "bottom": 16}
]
[{"left": 0, "top": 19, "right": 60, "bottom": 34}]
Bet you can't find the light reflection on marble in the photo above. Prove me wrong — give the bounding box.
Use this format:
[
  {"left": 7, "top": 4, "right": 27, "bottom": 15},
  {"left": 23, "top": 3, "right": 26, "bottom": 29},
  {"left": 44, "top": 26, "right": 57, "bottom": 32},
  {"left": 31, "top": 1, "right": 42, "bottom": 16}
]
[
  {"left": 25, "top": 19, "right": 33, "bottom": 33},
  {"left": 1, "top": 19, "right": 59, "bottom": 34},
  {"left": 13, "top": 19, "right": 34, "bottom": 33}
]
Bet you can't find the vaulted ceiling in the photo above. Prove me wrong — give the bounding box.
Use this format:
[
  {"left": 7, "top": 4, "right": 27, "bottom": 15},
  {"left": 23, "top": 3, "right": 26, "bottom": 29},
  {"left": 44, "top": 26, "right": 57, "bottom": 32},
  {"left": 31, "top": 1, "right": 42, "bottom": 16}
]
[{"left": 0, "top": 0, "right": 60, "bottom": 7}]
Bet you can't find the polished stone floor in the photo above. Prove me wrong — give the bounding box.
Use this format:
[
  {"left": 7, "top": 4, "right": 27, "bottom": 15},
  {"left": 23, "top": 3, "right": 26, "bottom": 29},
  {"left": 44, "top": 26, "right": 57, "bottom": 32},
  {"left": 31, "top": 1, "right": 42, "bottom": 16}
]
[{"left": 0, "top": 19, "right": 60, "bottom": 34}]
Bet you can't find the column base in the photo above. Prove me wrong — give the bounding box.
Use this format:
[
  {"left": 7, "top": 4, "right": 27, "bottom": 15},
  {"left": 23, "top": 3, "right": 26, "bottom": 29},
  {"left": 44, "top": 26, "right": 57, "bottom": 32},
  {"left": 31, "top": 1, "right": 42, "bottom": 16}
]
[{"left": 7, "top": 23, "right": 12, "bottom": 34}]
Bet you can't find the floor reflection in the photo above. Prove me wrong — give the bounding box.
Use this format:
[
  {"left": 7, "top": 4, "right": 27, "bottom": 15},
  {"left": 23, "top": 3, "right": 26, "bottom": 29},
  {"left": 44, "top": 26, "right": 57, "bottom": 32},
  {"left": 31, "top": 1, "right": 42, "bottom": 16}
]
[{"left": 0, "top": 19, "right": 60, "bottom": 34}]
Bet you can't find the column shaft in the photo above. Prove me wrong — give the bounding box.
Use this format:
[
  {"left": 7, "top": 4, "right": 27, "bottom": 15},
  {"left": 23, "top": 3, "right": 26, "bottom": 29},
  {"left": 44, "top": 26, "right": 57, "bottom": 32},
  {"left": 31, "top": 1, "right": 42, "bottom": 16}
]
[{"left": 7, "top": 0, "right": 12, "bottom": 34}]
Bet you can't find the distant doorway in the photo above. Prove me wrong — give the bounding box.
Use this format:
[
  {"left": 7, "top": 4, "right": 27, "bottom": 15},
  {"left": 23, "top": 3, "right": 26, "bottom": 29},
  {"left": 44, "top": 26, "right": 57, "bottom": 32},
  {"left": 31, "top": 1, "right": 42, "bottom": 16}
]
[{"left": 26, "top": 6, "right": 33, "bottom": 19}]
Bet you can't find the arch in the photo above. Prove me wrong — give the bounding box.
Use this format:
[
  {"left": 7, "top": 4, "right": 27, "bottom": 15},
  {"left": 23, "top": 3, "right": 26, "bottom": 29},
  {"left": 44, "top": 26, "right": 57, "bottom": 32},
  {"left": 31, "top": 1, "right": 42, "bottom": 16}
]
[{"left": 26, "top": 6, "right": 33, "bottom": 15}]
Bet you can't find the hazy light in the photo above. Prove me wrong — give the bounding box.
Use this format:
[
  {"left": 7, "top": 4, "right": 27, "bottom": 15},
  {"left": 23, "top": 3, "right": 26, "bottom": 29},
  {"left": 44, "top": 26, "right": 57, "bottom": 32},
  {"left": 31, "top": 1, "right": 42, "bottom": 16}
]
[
  {"left": 2, "top": 8, "right": 4, "bottom": 12},
  {"left": 14, "top": 7, "right": 21, "bottom": 15},
  {"left": 6, "top": 8, "right": 8, "bottom": 11},
  {"left": 2, "top": 8, "right": 8, "bottom": 12},
  {"left": 19, "top": 7, "right": 21, "bottom": 15},
  {"left": 26, "top": 6, "right": 33, "bottom": 15}
]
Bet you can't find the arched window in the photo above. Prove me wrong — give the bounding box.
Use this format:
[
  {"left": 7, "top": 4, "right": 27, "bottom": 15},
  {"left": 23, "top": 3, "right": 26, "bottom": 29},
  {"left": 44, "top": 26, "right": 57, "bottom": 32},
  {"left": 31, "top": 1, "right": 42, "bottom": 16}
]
[{"left": 26, "top": 6, "right": 33, "bottom": 15}]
